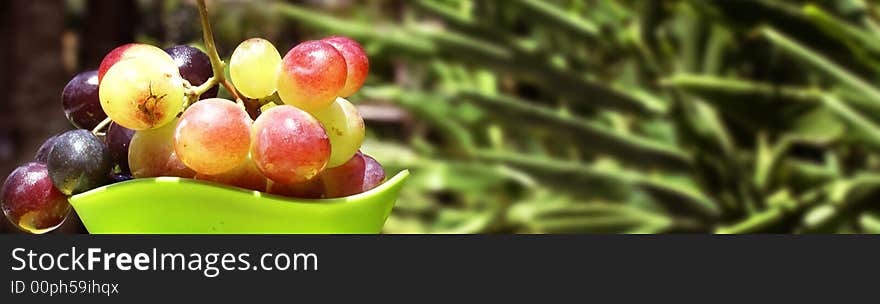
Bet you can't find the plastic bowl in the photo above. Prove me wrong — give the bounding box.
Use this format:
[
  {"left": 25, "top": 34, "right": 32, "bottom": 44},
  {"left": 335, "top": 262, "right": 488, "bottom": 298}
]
[{"left": 68, "top": 170, "right": 409, "bottom": 234}]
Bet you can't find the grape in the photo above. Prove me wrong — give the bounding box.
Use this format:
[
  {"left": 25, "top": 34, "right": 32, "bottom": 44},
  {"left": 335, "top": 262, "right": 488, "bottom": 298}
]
[
  {"left": 165, "top": 45, "right": 218, "bottom": 99},
  {"left": 251, "top": 105, "right": 330, "bottom": 184},
  {"left": 174, "top": 98, "right": 252, "bottom": 175},
  {"left": 267, "top": 177, "right": 324, "bottom": 199},
  {"left": 321, "top": 152, "right": 365, "bottom": 198},
  {"left": 321, "top": 151, "right": 385, "bottom": 198},
  {"left": 195, "top": 155, "right": 267, "bottom": 192},
  {"left": 312, "top": 97, "right": 365, "bottom": 168},
  {"left": 99, "top": 57, "right": 186, "bottom": 130},
  {"left": 34, "top": 133, "right": 60, "bottom": 163},
  {"left": 1, "top": 162, "right": 70, "bottom": 234},
  {"left": 106, "top": 122, "right": 135, "bottom": 173},
  {"left": 322, "top": 36, "right": 369, "bottom": 97},
  {"left": 108, "top": 173, "right": 134, "bottom": 184},
  {"left": 362, "top": 153, "right": 386, "bottom": 192},
  {"left": 276, "top": 40, "right": 348, "bottom": 112},
  {"left": 129, "top": 118, "right": 196, "bottom": 178},
  {"left": 230, "top": 38, "right": 282, "bottom": 99},
  {"left": 47, "top": 130, "right": 113, "bottom": 195},
  {"left": 98, "top": 43, "right": 176, "bottom": 83},
  {"left": 62, "top": 70, "right": 106, "bottom": 130}
]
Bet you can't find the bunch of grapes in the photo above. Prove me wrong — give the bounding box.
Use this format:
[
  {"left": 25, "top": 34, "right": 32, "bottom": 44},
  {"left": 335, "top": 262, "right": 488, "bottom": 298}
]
[{"left": 1, "top": 35, "right": 385, "bottom": 234}]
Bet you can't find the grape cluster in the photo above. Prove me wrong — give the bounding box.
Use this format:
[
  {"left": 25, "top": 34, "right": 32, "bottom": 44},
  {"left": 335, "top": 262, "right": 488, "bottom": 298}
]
[{"left": 2, "top": 36, "right": 385, "bottom": 234}]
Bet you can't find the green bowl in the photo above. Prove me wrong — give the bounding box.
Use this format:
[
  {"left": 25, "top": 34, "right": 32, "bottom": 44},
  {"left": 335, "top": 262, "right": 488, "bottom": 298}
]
[{"left": 68, "top": 170, "right": 409, "bottom": 234}]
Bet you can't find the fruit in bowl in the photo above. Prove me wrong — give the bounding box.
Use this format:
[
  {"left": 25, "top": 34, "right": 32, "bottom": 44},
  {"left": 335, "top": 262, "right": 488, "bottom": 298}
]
[{"left": 1, "top": 2, "right": 404, "bottom": 234}]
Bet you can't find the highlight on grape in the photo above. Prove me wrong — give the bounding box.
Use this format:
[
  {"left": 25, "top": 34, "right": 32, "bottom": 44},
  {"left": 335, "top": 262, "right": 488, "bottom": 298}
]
[{"left": 0, "top": 2, "right": 385, "bottom": 234}]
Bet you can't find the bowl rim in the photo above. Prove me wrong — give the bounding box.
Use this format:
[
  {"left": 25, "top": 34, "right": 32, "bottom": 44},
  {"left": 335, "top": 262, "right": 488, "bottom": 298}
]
[{"left": 70, "top": 169, "right": 410, "bottom": 206}]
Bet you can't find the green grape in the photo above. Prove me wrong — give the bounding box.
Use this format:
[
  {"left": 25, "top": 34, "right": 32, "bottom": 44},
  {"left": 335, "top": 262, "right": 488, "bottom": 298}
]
[
  {"left": 312, "top": 97, "right": 365, "bottom": 168},
  {"left": 99, "top": 57, "right": 185, "bottom": 130},
  {"left": 230, "top": 38, "right": 282, "bottom": 99}
]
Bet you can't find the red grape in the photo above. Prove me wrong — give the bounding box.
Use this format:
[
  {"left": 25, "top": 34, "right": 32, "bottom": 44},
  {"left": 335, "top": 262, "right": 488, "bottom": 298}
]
[
  {"left": 321, "top": 151, "right": 386, "bottom": 198},
  {"left": 165, "top": 45, "right": 218, "bottom": 99},
  {"left": 276, "top": 40, "right": 347, "bottom": 112},
  {"left": 62, "top": 70, "right": 107, "bottom": 130},
  {"left": 267, "top": 177, "right": 324, "bottom": 199},
  {"left": 195, "top": 155, "right": 267, "bottom": 192},
  {"left": 322, "top": 36, "right": 369, "bottom": 97},
  {"left": 98, "top": 43, "right": 174, "bottom": 82},
  {"left": 362, "top": 153, "right": 386, "bottom": 191},
  {"left": 251, "top": 105, "right": 330, "bottom": 184},
  {"left": 174, "top": 98, "right": 252, "bottom": 175},
  {"left": 1, "top": 162, "right": 70, "bottom": 234}
]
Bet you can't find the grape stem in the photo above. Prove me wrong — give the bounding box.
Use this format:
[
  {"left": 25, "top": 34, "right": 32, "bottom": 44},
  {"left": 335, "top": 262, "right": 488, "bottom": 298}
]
[
  {"left": 196, "top": 0, "right": 242, "bottom": 101},
  {"left": 191, "top": 76, "right": 217, "bottom": 96},
  {"left": 91, "top": 117, "right": 112, "bottom": 135}
]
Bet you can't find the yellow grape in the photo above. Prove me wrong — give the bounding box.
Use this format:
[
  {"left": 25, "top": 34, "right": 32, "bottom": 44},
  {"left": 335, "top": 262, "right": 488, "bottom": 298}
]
[
  {"left": 230, "top": 38, "right": 282, "bottom": 99},
  {"left": 99, "top": 57, "right": 185, "bottom": 130},
  {"left": 312, "top": 97, "right": 365, "bottom": 168}
]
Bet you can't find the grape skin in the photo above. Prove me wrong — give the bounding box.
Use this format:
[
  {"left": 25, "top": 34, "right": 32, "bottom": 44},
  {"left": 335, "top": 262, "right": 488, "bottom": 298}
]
[
  {"left": 129, "top": 117, "right": 196, "bottom": 178},
  {"left": 195, "top": 155, "right": 267, "bottom": 192},
  {"left": 106, "top": 122, "right": 135, "bottom": 174},
  {"left": 165, "top": 45, "right": 218, "bottom": 99},
  {"left": 267, "top": 177, "right": 324, "bottom": 199},
  {"left": 34, "top": 133, "right": 60, "bottom": 163},
  {"left": 362, "top": 153, "right": 386, "bottom": 192},
  {"left": 1, "top": 162, "right": 71, "bottom": 234},
  {"left": 174, "top": 98, "right": 253, "bottom": 175},
  {"left": 108, "top": 173, "right": 134, "bottom": 184},
  {"left": 47, "top": 130, "right": 113, "bottom": 195},
  {"left": 98, "top": 57, "right": 186, "bottom": 130},
  {"left": 276, "top": 40, "right": 348, "bottom": 113},
  {"left": 62, "top": 70, "right": 107, "bottom": 130},
  {"left": 230, "top": 38, "right": 282, "bottom": 99},
  {"left": 321, "top": 151, "right": 386, "bottom": 198},
  {"left": 98, "top": 43, "right": 175, "bottom": 83},
  {"left": 251, "top": 105, "right": 330, "bottom": 184},
  {"left": 312, "top": 97, "right": 365, "bottom": 168},
  {"left": 322, "top": 36, "right": 369, "bottom": 97},
  {"left": 321, "top": 152, "right": 366, "bottom": 198}
]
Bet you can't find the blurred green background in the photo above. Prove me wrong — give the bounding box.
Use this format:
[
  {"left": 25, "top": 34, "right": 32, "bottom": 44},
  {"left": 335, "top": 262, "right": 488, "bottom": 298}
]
[{"left": 4, "top": 0, "right": 880, "bottom": 233}]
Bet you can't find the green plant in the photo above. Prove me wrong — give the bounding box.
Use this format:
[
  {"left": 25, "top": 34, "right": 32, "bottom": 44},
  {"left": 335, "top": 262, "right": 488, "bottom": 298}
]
[{"left": 275, "top": 0, "right": 880, "bottom": 233}]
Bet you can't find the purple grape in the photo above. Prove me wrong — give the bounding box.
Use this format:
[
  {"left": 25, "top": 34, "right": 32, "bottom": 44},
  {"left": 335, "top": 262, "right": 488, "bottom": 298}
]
[
  {"left": 34, "top": 133, "right": 60, "bottom": 163},
  {"left": 1, "top": 162, "right": 71, "bottom": 234},
  {"left": 108, "top": 173, "right": 133, "bottom": 184},
  {"left": 62, "top": 70, "right": 106, "bottom": 130},
  {"left": 47, "top": 130, "right": 112, "bottom": 195},
  {"left": 164, "top": 45, "right": 218, "bottom": 99},
  {"left": 321, "top": 151, "right": 386, "bottom": 198},
  {"left": 362, "top": 153, "right": 386, "bottom": 191},
  {"left": 106, "top": 122, "right": 135, "bottom": 173}
]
